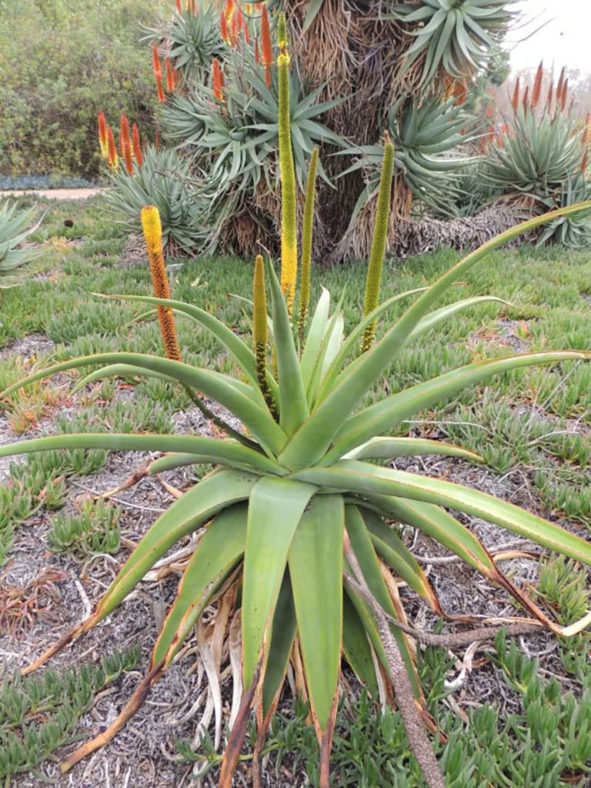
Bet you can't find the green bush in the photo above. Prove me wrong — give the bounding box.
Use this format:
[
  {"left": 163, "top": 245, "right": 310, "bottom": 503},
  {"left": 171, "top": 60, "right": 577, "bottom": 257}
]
[{"left": 0, "top": 0, "right": 165, "bottom": 179}]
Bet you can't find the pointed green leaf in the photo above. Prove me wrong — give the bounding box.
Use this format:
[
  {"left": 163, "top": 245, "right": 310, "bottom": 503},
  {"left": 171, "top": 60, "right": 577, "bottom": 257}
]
[
  {"left": 152, "top": 503, "right": 248, "bottom": 668},
  {"left": 262, "top": 571, "right": 297, "bottom": 719},
  {"left": 242, "top": 477, "right": 315, "bottom": 690},
  {"left": 343, "top": 436, "right": 482, "bottom": 463},
  {"left": 289, "top": 494, "right": 344, "bottom": 733},
  {"left": 342, "top": 594, "right": 379, "bottom": 698}
]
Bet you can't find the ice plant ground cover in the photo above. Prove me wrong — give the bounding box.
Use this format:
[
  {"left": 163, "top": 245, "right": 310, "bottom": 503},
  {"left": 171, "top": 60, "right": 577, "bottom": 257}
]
[{"left": 0, "top": 196, "right": 591, "bottom": 783}]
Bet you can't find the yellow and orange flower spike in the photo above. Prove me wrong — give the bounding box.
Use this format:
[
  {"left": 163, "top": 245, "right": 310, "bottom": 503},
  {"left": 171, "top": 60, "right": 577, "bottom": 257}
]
[
  {"left": 119, "top": 113, "right": 130, "bottom": 157},
  {"left": 141, "top": 206, "right": 182, "bottom": 363},
  {"left": 261, "top": 4, "right": 273, "bottom": 87},
  {"left": 277, "top": 14, "right": 298, "bottom": 312},
  {"left": 132, "top": 123, "right": 143, "bottom": 168},
  {"left": 212, "top": 57, "right": 225, "bottom": 101},
  {"left": 165, "top": 56, "right": 176, "bottom": 93},
  {"left": 106, "top": 126, "right": 118, "bottom": 169},
  {"left": 119, "top": 114, "right": 134, "bottom": 175},
  {"left": 98, "top": 111, "right": 108, "bottom": 159}
]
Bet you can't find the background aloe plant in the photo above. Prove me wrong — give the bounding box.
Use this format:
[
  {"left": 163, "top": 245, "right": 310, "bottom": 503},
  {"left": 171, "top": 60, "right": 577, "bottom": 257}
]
[
  {"left": 1, "top": 20, "right": 591, "bottom": 785},
  {"left": 0, "top": 201, "right": 41, "bottom": 288}
]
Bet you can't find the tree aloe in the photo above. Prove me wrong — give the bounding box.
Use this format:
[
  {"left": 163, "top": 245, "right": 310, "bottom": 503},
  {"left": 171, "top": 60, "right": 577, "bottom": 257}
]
[{"left": 1, "top": 18, "right": 591, "bottom": 788}]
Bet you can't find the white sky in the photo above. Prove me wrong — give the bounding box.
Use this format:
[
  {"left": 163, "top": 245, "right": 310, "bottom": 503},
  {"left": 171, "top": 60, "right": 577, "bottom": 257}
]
[{"left": 509, "top": 0, "right": 591, "bottom": 74}]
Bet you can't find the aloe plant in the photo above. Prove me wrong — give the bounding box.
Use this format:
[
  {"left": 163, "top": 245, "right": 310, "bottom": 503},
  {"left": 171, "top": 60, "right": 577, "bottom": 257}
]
[
  {"left": 0, "top": 201, "right": 41, "bottom": 287},
  {"left": 2, "top": 18, "right": 591, "bottom": 788}
]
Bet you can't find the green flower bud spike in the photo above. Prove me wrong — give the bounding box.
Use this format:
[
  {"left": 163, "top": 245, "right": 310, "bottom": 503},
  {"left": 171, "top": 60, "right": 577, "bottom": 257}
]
[
  {"left": 277, "top": 13, "right": 298, "bottom": 313},
  {"left": 360, "top": 135, "right": 395, "bottom": 354},
  {"left": 253, "top": 254, "right": 276, "bottom": 415},
  {"left": 298, "top": 146, "right": 319, "bottom": 345}
]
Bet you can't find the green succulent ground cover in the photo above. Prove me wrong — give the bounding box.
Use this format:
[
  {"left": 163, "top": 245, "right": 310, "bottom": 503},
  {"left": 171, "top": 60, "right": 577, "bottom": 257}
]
[{"left": 1, "top": 195, "right": 590, "bottom": 783}]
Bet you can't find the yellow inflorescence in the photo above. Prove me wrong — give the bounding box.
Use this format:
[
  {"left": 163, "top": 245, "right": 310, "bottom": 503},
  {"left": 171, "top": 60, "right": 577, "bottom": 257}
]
[
  {"left": 140, "top": 206, "right": 182, "bottom": 362},
  {"left": 277, "top": 21, "right": 298, "bottom": 314}
]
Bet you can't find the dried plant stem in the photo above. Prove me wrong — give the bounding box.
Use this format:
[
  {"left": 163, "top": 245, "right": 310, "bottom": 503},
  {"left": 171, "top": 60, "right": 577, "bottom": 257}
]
[{"left": 343, "top": 535, "right": 444, "bottom": 788}]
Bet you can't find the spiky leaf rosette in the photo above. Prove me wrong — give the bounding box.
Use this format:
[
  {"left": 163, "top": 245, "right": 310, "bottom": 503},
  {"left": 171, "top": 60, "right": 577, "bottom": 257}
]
[
  {"left": 0, "top": 201, "right": 42, "bottom": 287},
  {"left": 2, "top": 200, "right": 591, "bottom": 783},
  {"left": 391, "top": 0, "right": 519, "bottom": 85}
]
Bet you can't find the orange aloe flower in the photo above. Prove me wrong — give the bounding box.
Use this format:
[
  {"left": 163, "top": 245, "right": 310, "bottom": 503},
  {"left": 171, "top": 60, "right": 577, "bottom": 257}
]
[
  {"left": 261, "top": 5, "right": 272, "bottom": 65},
  {"left": 152, "top": 44, "right": 165, "bottom": 103},
  {"left": 132, "top": 123, "right": 143, "bottom": 169},
  {"left": 97, "top": 111, "right": 108, "bottom": 159},
  {"left": 106, "top": 126, "right": 118, "bottom": 169},
  {"left": 220, "top": 9, "right": 229, "bottom": 41},
  {"left": 243, "top": 20, "right": 251, "bottom": 45},
  {"left": 212, "top": 57, "right": 225, "bottom": 101},
  {"left": 511, "top": 77, "right": 520, "bottom": 113},
  {"left": 119, "top": 113, "right": 130, "bottom": 157},
  {"left": 254, "top": 37, "right": 260, "bottom": 64},
  {"left": 176, "top": 0, "right": 181, "bottom": 12},
  {"left": 141, "top": 206, "right": 182, "bottom": 363},
  {"left": 165, "top": 56, "right": 176, "bottom": 93},
  {"left": 531, "top": 61, "right": 543, "bottom": 109}
]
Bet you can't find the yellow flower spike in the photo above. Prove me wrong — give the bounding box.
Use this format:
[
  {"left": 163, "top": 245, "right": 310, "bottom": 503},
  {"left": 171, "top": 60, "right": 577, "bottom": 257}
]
[
  {"left": 140, "top": 206, "right": 182, "bottom": 362},
  {"left": 360, "top": 137, "right": 395, "bottom": 355},
  {"left": 277, "top": 14, "right": 298, "bottom": 313},
  {"left": 297, "top": 146, "right": 318, "bottom": 344},
  {"left": 253, "top": 255, "right": 276, "bottom": 414}
]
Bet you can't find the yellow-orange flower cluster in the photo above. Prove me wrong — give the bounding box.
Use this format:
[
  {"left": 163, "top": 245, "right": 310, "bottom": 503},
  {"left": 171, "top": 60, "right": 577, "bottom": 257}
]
[
  {"left": 153, "top": 44, "right": 165, "bottom": 103},
  {"left": 212, "top": 57, "right": 225, "bottom": 102},
  {"left": 97, "top": 112, "right": 143, "bottom": 173}
]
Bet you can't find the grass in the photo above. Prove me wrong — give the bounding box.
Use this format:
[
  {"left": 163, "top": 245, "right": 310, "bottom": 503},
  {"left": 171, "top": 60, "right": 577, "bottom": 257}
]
[{"left": 0, "top": 195, "right": 590, "bottom": 784}]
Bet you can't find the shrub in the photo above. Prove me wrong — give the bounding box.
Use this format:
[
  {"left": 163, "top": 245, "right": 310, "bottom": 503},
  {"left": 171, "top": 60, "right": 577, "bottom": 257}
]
[
  {"left": 0, "top": 0, "right": 163, "bottom": 179},
  {"left": 1, "top": 21, "right": 591, "bottom": 785}
]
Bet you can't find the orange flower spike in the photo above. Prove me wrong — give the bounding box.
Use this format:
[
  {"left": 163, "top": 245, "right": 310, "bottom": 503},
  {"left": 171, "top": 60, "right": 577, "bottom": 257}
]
[
  {"left": 243, "top": 20, "right": 251, "bottom": 45},
  {"left": 132, "top": 123, "right": 143, "bottom": 168},
  {"left": 165, "top": 56, "right": 176, "bottom": 93},
  {"left": 231, "top": 12, "right": 239, "bottom": 46},
  {"left": 106, "top": 126, "right": 118, "bottom": 169},
  {"left": 511, "top": 77, "right": 520, "bottom": 113},
  {"left": 140, "top": 206, "right": 182, "bottom": 363},
  {"left": 152, "top": 43, "right": 162, "bottom": 77},
  {"left": 176, "top": 0, "right": 181, "bottom": 12},
  {"left": 221, "top": 9, "right": 228, "bottom": 41},
  {"left": 97, "top": 111, "right": 108, "bottom": 159},
  {"left": 236, "top": 5, "right": 243, "bottom": 32},
  {"left": 260, "top": 5, "right": 272, "bottom": 65},
  {"left": 561, "top": 78, "right": 569, "bottom": 110},
  {"left": 531, "top": 61, "right": 543, "bottom": 109},
  {"left": 212, "top": 57, "right": 225, "bottom": 101},
  {"left": 254, "top": 37, "right": 260, "bottom": 64},
  {"left": 522, "top": 86, "right": 529, "bottom": 113},
  {"left": 119, "top": 113, "right": 130, "bottom": 157}
]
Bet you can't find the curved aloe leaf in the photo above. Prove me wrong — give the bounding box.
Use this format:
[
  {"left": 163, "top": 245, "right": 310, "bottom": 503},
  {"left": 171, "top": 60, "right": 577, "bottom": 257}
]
[
  {"left": 358, "top": 507, "right": 441, "bottom": 609},
  {"left": 94, "top": 470, "right": 256, "bottom": 626},
  {"left": 407, "top": 296, "right": 513, "bottom": 342},
  {"left": 147, "top": 453, "right": 208, "bottom": 474},
  {"left": 0, "top": 434, "right": 284, "bottom": 476},
  {"left": 289, "top": 494, "right": 344, "bottom": 738},
  {"left": 343, "top": 436, "right": 482, "bottom": 463},
  {"left": 152, "top": 503, "right": 248, "bottom": 668},
  {"left": 315, "top": 287, "right": 428, "bottom": 403},
  {"left": 300, "top": 288, "right": 331, "bottom": 382},
  {"left": 342, "top": 595, "right": 379, "bottom": 698},
  {"left": 327, "top": 350, "right": 590, "bottom": 462},
  {"left": 345, "top": 505, "right": 420, "bottom": 694},
  {"left": 71, "top": 364, "right": 171, "bottom": 394},
  {"left": 261, "top": 571, "right": 297, "bottom": 722},
  {"left": 296, "top": 461, "right": 591, "bottom": 565},
  {"left": 242, "top": 477, "right": 315, "bottom": 691},
  {"left": 281, "top": 201, "right": 591, "bottom": 468},
  {"left": 97, "top": 293, "right": 278, "bottom": 400},
  {"left": 266, "top": 262, "right": 309, "bottom": 435},
  {"left": 0, "top": 352, "right": 286, "bottom": 455}
]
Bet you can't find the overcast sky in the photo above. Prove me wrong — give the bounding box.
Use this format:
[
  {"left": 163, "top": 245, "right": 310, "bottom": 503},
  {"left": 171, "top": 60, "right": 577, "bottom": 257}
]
[{"left": 509, "top": 0, "right": 590, "bottom": 74}]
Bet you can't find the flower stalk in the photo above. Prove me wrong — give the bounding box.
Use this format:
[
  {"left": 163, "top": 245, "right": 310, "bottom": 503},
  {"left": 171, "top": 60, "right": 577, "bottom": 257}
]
[
  {"left": 298, "top": 146, "right": 318, "bottom": 344},
  {"left": 98, "top": 111, "right": 108, "bottom": 159},
  {"left": 360, "top": 136, "right": 395, "bottom": 354},
  {"left": 277, "top": 13, "right": 298, "bottom": 312},
  {"left": 140, "top": 206, "right": 182, "bottom": 362}
]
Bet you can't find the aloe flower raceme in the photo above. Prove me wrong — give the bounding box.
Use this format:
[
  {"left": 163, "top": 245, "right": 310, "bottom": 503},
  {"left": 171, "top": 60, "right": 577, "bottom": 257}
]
[
  {"left": 4, "top": 28, "right": 591, "bottom": 788},
  {"left": 140, "top": 205, "right": 182, "bottom": 362},
  {"left": 97, "top": 111, "right": 108, "bottom": 159},
  {"left": 212, "top": 57, "right": 225, "bottom": 102},
  {"left": 277, "top": 14, "right": 298, "bottom": 311},
  {"left": 106, "top": 126, "right": 118, "bottom": 169},
  {"left": 260, "top": 3, "right": 272, "bottom": 87},
  {"left": 152, "top": 43, "right": 165, "bottom": 103},
  {"left": 119, "top": 114, "right": 134, "bottom": 176},
  {"left": 131, "top": 123, "right": 143, "bottom": 168}
]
